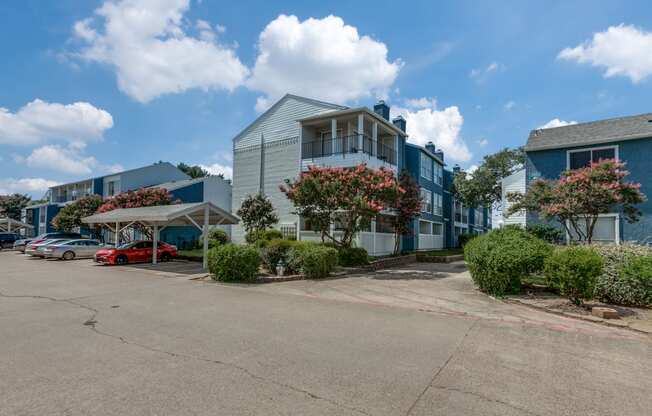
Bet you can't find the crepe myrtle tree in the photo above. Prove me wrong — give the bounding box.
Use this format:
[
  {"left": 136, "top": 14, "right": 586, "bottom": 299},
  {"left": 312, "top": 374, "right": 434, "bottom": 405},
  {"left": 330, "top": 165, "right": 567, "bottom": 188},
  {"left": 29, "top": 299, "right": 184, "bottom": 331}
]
[
  {"left": 507, "top": 159, "right": 645, "bottom": 244},
  {"left": 97, "top": 187, "right": 179, "bottom": 241},
  {"left": 390, "top": 170, "right": 421, "bottom": 255},
  {"left": 281, "top": 164, "right": 400, "bottom": 249},
  {"left": 52, "top": 195, "right": 103, "bottom": 235}
]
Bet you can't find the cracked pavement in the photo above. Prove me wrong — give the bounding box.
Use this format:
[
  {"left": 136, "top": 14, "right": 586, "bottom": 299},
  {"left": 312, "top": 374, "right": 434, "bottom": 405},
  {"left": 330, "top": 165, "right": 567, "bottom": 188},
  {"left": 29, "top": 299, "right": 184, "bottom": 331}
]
[{"left": 1, "top": 252, "right": 650, "bottom": 415}]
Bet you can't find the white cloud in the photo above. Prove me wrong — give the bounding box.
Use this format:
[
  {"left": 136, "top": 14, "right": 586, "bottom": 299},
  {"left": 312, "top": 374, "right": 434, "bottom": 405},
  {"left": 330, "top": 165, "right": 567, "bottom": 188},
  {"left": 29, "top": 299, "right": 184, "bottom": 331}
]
[
  {"left": 248, "top": 14, "right": 401, "bottom": 112},
  {"left": 467, "top": 164, "right": 479, "bottom": 174},
  {"left": 469, "top": 61, "right": 504, "bottom": 82},
  {"left": 538, "top": 118, "right": 578, "bottom": 129},
  {"left": 200, "top": 163, "right": 232, "bottom": 179},
  {"left": 477, "top": 138, "right": 489, "bottom": 147},
  {"left": 392, "top": 99, "right": 472, "bottom": 163},
  {"left": 72, "top": 0, "right": 249, "bottom": 103},
  {"left": 0, "top": 178, "right": 60, "bottom": 196},
  {"left": 504, "top": 100, "right": 515, "bottom": 110},
  {"left": 558, "top": 24, "right": 652, "bottom": 83},
  {"left": 22, "top": 144, "right": 123, "bottom": 175},
  {"left": 0, "top": 99, "right": 113, "bottom": 146}
]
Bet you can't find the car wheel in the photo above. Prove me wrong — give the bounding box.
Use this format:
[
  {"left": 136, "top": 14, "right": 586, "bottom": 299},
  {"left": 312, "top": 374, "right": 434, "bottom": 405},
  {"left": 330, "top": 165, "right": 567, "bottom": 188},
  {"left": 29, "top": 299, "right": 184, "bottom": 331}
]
[
  {"left": 160, "top": 252, "right": 171, "bottom": 262},
  {"left": 116, "top": 255, "right": 128, "bottom": 265},
  {"left": 63, "top": 251, "right": 75, "bottom": 261}
]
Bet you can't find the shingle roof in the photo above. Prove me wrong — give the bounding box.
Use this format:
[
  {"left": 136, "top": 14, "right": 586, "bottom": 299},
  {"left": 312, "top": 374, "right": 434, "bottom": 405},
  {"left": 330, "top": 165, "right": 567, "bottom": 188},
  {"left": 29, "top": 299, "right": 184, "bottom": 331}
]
[{"left": 525, "top": 112, "right": 652, "bottom": 152}]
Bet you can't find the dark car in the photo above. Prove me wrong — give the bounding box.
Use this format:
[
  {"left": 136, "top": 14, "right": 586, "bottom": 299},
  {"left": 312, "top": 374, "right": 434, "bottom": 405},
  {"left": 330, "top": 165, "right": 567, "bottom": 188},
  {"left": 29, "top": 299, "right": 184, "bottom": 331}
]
[
  {"left": 0, "top": 232, "right": 21, "bottom": 249},
  {"left": 15, "top": 232, "right": 83, "bottom": 253}
]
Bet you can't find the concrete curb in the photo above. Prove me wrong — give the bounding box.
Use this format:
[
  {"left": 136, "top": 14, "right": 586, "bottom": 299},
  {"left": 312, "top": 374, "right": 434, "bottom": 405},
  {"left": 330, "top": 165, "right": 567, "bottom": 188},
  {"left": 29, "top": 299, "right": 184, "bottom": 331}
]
[
  {"left": 504, "top": 298, "right": 652, "bottom": 336},
  {"left": 416, "top": 254, "right": 464, "bottom": 263}
]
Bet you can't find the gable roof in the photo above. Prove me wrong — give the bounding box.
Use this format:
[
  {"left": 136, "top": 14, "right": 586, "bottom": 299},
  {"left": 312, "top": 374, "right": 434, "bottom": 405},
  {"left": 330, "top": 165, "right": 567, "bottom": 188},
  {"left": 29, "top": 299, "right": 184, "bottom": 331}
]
[
  {"left": 526, "top": 112, "right": 652, "bottom": 152},
  {"left": 232, "top": 94, "right": 347, "bottom": 144},
  {"left": 406, "top": 143, "right": 444, "bottom": 165}
]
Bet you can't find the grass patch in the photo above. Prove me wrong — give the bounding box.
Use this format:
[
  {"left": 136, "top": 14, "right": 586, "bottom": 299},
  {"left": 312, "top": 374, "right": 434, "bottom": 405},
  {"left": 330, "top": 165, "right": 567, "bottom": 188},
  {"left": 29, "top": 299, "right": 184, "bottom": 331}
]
[
  {"left": 178, "top": 249, "right": 204, "bottom": 258},
  {"left": 419, "top": 248, "right": 463, "bottom": 257}
]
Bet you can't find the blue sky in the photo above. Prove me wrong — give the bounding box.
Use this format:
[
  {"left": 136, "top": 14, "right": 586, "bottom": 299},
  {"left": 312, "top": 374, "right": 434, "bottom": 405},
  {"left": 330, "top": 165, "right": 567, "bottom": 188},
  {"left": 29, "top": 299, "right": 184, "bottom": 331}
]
[{"left": 2, "top": 0, "right": 652, "bottom": 197}]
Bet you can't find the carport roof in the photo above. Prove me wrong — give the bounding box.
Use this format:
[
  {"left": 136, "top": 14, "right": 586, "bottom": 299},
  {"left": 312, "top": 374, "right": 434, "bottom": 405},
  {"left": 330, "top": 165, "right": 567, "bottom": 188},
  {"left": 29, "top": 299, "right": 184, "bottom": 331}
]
[
  {"left": 0, "top": 217, "right": 34, "bottom": 231},
  {"left": 81, "top": 202, "right": 239, "bottom": 226}
]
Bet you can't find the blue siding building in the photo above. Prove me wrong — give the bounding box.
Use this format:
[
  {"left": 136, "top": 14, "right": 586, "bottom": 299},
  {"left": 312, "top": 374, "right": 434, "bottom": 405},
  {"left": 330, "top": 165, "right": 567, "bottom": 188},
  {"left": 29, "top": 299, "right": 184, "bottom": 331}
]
[{"left": 523, "top": 112, "right": 652, "bottom": 243}]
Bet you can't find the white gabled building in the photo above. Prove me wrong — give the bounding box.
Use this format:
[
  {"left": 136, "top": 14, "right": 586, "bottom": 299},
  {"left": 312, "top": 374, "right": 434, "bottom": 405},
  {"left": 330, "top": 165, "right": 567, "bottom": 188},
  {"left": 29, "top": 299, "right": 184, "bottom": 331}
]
[{"left": 231, "top": 94, "right": 406, "bottom": 254}]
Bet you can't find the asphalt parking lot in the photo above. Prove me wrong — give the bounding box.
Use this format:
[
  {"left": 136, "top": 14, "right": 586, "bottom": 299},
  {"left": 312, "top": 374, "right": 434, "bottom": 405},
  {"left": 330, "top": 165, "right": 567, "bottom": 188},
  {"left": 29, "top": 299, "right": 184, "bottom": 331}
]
[{"left": 1, "top": 251, "right": 651, "bottom": 416}]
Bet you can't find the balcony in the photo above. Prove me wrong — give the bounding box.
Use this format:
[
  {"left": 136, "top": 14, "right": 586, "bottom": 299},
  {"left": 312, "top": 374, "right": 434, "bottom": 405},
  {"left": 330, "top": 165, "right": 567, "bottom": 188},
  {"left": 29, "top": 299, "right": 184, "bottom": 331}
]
[{"left": 301, "top": 135, "right": 397, "bottom": 165}]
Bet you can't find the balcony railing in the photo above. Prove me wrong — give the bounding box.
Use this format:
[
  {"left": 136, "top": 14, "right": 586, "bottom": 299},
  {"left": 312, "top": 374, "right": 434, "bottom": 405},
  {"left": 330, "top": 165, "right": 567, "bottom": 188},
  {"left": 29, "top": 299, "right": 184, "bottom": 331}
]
[{"left": 302, "top": 134, "right": 396, "bottom": 165}]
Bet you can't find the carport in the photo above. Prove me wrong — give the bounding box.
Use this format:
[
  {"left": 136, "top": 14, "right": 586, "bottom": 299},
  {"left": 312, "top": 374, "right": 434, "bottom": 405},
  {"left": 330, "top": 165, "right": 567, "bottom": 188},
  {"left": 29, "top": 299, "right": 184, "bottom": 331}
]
[
  {"left": 0, "top": 217, "right": 34, "bottom": 234},
  {"left": 81, "top": 202, "right": 239, "bottom": 269}
]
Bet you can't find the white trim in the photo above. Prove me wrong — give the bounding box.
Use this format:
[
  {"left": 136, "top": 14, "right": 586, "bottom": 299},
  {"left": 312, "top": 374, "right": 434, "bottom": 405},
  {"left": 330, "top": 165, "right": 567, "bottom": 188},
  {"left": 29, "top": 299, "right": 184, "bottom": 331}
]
[{"left": 566, "top": 145, "right": 619, "bottom": 170}]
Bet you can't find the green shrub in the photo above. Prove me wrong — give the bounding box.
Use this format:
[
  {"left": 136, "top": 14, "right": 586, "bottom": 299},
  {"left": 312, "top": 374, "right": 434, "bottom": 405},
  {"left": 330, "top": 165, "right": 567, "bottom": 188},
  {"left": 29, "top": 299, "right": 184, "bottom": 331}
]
[
  {"left": 260, "top": 239, "right": 297, "bottom": 274},
  {"left": 198, "top": 228, "right": 230, "bottom": 249},
  {"left": 526, "top": 224, "right": 564, "bottom": 244},
  {"left": 618, "top": 255, "right": 652, "bottom": 306},
  {"left": 592, "top": 244, "right": 652, "bottom": 306},
  {"left": 544, "top": 246, "right": 602, "bottom": 305},
  {"left": 464, "top": 227, "right": 552, "bottom": 296},
  {"left": 337, "top": 246, "right": 369, "bottom": 267},
  {"left": 208, "top": 244, "right": 260, "bottom": 282},
  {"left": 245, "top": 228, "right": 284, "bottom": 244},
  {"left": 288, "top": 243, "right": 338, "bottom": 278}
]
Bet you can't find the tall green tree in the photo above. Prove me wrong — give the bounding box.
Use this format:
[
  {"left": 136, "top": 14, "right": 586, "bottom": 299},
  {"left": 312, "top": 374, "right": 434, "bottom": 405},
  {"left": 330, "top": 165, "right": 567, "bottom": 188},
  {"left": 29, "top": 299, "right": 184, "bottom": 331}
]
[
  {"left": 177, "top": 163, "right": 209, "bottom": 179},
  {"left": 52, "top": 195, "right": 104, "bottom": 232},
  {"left": 0, "top": 194, "right": 31, "bottom": 221},
  {"left": 453, "top": 147, "right": 525, "bottom": 208},
  {"left": 237, "top": 193, "right": 279, "bottom": 236}
]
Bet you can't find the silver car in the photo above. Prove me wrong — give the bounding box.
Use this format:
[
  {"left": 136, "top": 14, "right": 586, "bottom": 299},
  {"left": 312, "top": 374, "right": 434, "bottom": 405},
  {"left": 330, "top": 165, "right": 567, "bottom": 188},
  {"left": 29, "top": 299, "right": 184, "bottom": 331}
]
[
  {"left": 25, "top": 239, "right": 72, "bottom": 256},
  {"left": 42, "top": 239, "right": 104, "bottom": 260}
]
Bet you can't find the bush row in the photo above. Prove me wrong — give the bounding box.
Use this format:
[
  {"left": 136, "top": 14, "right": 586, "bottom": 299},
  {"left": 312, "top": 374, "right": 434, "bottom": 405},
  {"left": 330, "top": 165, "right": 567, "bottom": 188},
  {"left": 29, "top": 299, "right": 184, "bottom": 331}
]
[{"left": 465, "top": 226, "right": 652, "bottom": 306}]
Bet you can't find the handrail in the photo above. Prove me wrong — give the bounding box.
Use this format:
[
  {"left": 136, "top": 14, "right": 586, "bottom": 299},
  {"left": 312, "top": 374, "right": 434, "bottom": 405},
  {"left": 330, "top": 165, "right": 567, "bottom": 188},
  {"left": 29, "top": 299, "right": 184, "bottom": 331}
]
[{"left": 301, "top": 134, "right": 397, "bottom": 165}]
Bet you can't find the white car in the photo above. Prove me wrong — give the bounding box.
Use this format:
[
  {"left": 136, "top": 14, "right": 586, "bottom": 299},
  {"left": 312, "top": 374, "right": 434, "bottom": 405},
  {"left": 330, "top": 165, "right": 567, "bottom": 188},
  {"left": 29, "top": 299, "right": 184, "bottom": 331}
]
[
  {"left": 25, "top": 239, "right": 73, "bottom": 257},
  {"left": 41, "top": 239, "right": 104, "bottom": 260}
]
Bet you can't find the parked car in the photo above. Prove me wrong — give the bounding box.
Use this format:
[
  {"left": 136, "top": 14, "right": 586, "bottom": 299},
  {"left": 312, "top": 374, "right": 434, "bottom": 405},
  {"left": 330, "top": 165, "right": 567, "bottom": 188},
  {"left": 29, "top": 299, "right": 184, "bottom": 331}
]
[
  {"left": 25, "top": 239, "right": 73, "bottom": 257},
  {"left": 15, "top": 232, "right": 82, "bottom": 253},
  {"left": 0, "top": 232, "right": 21, "bottom": 249},
  {"left": 94, "top": 241, "right": 177, "bottom": 265},
  {"left": 41, "top": 239, "right": 104, "bottom": 260}
]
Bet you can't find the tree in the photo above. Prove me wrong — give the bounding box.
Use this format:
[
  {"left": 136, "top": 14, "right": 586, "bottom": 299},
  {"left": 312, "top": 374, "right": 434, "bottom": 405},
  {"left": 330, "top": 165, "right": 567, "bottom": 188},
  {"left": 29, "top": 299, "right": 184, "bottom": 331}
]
[
  {"left": 236, "top": 193, "right": 279, "bottom": 236},
  {"left": 507, "top": 159, "right": 645, "bottom": 244},
  {"left": 390, "top": 170, "right": 421, "bottom": 255},
  {"left": 52, "top": 195, "right": 103, "bottom": 232},
  {"left": 454, "top": 147, "right": 525, "bottom": 208},
  {"left": 280, "top": 164, "right": 399, "bottom": 248},
  {"left": 0, "top": 193, "right": 31, "bottom": 221},
  {"left": 177, "top": 163, "right": 209, "bottom": 179},
  {"left": 98, "top": 188, "right": 179, "bottom": 241}
]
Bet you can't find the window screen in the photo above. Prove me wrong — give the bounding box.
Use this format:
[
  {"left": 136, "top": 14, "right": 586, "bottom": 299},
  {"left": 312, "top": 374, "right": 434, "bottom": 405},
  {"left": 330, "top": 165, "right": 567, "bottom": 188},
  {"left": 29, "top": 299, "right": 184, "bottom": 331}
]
[
  {"left": 592, "top": 148, "right": 615, "bottom": 163},
  {"left": 569, "top": 151, "right": 591, "bottom": 169}
]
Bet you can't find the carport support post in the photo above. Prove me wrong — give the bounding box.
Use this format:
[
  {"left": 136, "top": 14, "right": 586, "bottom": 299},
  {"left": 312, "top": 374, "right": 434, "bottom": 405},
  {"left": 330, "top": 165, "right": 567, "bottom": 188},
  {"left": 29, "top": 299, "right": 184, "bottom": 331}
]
[
  {"left": 115, "top": 222, "right": 119, "bottom": 246},
  {"left": 202, "top": 205, "right": 209, "bottom": 270},
  {"left": 152, "top": 224, "right": 158, "bottom": 264}
]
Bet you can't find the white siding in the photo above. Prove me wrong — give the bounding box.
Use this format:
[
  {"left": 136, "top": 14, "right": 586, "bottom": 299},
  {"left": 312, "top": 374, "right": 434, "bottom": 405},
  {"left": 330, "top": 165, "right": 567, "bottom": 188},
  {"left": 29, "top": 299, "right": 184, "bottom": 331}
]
[
  {"left": 501, "top": 169, "right": 526, "bottom": 227},
  {"left": 234, "top": 96, "right": 340, "bottom": 150},
  {"left": 231, "top": 96, "right": 340, "bottom": 243}
]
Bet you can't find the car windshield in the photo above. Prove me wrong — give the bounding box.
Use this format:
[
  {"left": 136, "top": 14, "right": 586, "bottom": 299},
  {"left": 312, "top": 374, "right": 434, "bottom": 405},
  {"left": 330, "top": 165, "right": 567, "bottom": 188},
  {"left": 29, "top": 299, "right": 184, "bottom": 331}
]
[
  {"left": 117, "top": 242, "right": 139, "bottom": 249},
  {"left": 41, "top": 239, "right": 70, "bottom": 245}
]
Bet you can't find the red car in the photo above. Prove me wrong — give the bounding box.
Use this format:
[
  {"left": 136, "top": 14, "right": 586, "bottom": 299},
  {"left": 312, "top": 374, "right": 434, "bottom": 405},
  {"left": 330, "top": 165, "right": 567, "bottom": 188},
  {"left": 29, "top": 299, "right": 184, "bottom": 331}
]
[{"left": 94, "top": 241, "right": 177, "bottom": 265}]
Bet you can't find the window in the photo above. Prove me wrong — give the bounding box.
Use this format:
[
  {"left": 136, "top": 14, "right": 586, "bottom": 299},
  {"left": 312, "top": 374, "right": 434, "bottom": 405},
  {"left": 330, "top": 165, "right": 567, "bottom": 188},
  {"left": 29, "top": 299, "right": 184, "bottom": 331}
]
[
  {"left": 419, "top": 220, "right": 432, "bottom": 234},
  {"left": 568, "top": 146, "right": 616, "bottom": 170},
  {"left": 420, "top": 153, "right": 432, "bottom": 180},
  {"left": 434, "top": 163, "right": 443, "bottom": 185},
  {"left": 433, "top": 193, "right": 443, "bottom": 215},
  {"left": 375, "top": 214, "right": 395, "bottom": 233},
  {"left": 420, "top": 188, "right": 432, "bottom": 213},
  {"left": 433, "top": 223, "right": 443, "bottom": 235},
  {"left": 39, "top": 208, "right": 45, "bottom": 224}
]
